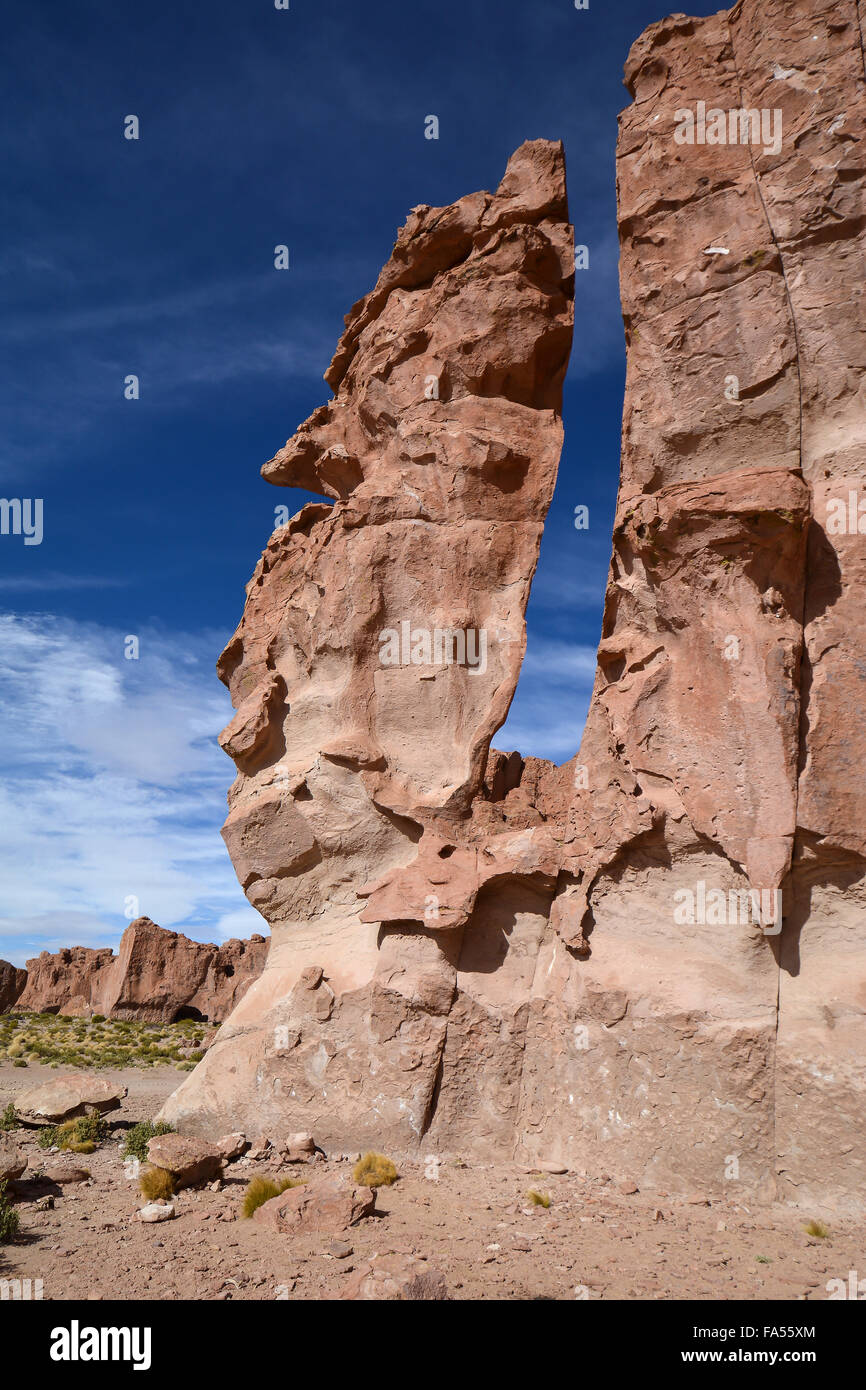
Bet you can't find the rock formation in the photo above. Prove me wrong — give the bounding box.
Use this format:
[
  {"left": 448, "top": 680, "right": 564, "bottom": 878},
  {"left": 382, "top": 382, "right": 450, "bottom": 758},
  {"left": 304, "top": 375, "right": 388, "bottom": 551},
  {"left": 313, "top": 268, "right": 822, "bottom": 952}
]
[
  {"left": 164, "top": 0, "right": 866, "bottom": 1214},
  {"left": 0, "top": 959, "right": 26, "bottom": 1013},
  {"left": 13, "top": 919, "right": 267, "bottom": 1024}
]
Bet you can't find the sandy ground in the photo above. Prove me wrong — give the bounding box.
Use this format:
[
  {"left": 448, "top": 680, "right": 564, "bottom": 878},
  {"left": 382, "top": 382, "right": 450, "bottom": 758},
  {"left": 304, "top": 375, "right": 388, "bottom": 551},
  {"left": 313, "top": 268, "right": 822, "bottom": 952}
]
[{"left": 1, "top": 1062, "right": 860, "bottom": 1302}]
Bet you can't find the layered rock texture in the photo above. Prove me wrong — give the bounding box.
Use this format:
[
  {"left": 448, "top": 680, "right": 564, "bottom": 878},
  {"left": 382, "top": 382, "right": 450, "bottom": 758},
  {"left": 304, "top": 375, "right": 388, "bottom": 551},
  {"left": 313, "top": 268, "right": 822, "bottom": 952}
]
[
  {"left": 13, "top": 919, "right": 267, "bottom": 1024},
  {"left": 164, "top": 2, "right": 866, "bottom": 1213}
]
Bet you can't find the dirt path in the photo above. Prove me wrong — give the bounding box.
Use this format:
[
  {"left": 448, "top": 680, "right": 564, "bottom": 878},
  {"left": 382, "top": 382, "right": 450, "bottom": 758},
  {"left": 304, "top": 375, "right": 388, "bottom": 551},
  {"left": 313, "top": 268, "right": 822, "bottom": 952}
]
[{"left": 1, "top": 1063, "right": 859, "bottom": 1301}]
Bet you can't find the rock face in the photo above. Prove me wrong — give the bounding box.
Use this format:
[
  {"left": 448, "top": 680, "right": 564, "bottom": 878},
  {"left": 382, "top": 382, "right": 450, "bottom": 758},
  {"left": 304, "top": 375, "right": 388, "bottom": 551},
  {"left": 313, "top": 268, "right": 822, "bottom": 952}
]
[
  {"left": 163, "top": 4, "right": 866, "bottom": 1215},
  {"left": 13, "top": 919, "right": 267, "bottom": 1023},
  {"left": 0, "top": 959, "right": 27, "bottom": 1012}
]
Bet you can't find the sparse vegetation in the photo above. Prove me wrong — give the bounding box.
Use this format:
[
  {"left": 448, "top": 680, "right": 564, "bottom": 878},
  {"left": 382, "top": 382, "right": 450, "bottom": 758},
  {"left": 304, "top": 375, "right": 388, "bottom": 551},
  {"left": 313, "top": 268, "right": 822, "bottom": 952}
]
[
  {"left": 241, "top": 1174, "right": 305, "bottom": 1219},
  {"left": 139, "top": 1166, "right": 176, "bottom": 1201},
  {"left": 122, "top": 1120, "right": 175, "bottom": 1163},
  {"left": 36, "top": 1113, "right": 110, "bottom": 1154},
  {"left": 527, "top": 1189, "right": 551, "bottom": 1208},
  {"left": 353, "top": 1151, "right": 398, "bottom": 1188},
  {"left": 0, "top": 1103, "right": 17, "bottom": 1131},
  {"left": 0, "top": 1012, "right": 213, "bottom": 1070},
  {"left": 803, "top": 1219, "right": 830, "bottom": 1239},
  {"left": 0, "top": 1181, "right": 19, "bottom": 1243}
]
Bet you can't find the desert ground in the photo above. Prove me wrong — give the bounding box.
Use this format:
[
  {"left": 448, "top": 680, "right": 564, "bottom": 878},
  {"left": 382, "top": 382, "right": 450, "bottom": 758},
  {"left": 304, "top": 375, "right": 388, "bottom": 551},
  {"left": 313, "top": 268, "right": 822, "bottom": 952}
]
[{"left": 0, "top": 1050, "right": 860, "bottom": 1302}]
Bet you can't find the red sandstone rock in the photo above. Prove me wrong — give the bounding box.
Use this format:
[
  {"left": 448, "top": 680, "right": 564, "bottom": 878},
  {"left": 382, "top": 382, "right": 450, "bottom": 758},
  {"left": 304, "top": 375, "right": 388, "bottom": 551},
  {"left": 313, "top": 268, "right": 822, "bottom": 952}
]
[
  {"left": 145, "top": 1133, "right": 222, "bottom": 1189},
  {"left": 0, "top": 1134, "right": 27, "bottom": 1182},
  {"left": 16, "top": 1074, "right": 126, "bottom": 1125},
  {"left": 252, "top": 1179, "right": 376, "bottom": 1234},
  {"left": 15, "top": 919, "right": 267, "bottom": 1024},
  {"left": 0, "top": 959, "right": 27, "bottom": 1013},
  {"left": 161, "top": 8, "right": 866, "bottom": 1216}
]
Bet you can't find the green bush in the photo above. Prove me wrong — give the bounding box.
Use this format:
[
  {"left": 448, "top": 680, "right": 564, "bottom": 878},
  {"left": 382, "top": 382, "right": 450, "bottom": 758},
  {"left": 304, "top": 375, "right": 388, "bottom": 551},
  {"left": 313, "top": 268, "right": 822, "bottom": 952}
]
[
  {"left": 0, "top": 1181, "right": 19, "bottom": 1243},
  {"left": 122, "top": 1120, "right": 175, "bottom": 1163},
  {"left": 0, "top": 1103, "right": 17, "bottom": 1132}
]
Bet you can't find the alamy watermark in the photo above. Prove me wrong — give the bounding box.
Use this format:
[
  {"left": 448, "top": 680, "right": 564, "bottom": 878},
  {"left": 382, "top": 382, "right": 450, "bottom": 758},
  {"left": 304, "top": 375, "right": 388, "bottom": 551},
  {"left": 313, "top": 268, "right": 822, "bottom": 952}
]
[
  {"left": 673, "top": 880, "right": 782, "bottom": 936},
  {"left": 378, "top": 622, "right": 488, "bottom": 676},
  {"left": 0, "top": 498, "right": 43, "bottom": 546},
  {"left": 674, "top": 101, "right": 783, "bottom": 156}
]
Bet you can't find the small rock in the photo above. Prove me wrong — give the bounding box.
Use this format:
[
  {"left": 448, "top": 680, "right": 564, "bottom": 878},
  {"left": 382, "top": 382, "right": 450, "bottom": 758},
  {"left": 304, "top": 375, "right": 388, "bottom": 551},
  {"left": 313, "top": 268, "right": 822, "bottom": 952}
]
[
  {"left": 328, "top": 1239, "right": 354, "bottom": 1259},
  {"left": 42, "top": 1167, "right": 92, "bottom": 1186},
  {"left": 687, "top": 1194, "right": 711, "bottom": 1206},
  {"left": 341, "top": 1253, "right": 449, "bottom": 1301},
  {"left": 618, "top": 1181, "right": 639, "bottom": 1195},
  {"left": 284, "top": 1131, "right": 316, "bottom": 1163},
  {"left": 138, "top": 1202, "right": 176, "bottom": 1223},
  {"left": 537, "top": 1162, "right": 568, "bottom": 1175},
  {"left": 215, "top": 1132, "right": 248, "bottom": 1162},
  {"left": 247, "top": 1134, "right": 272, "bottom": 1161}
]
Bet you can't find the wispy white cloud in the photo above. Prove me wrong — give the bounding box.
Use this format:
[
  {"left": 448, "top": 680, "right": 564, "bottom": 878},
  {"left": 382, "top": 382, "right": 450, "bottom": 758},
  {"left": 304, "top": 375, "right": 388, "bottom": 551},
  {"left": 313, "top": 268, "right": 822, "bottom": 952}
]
[
  {"left": 0, "top": 613, "right": 264, "bottom": 966},
  {"left": 496, "top": 637, "right": 597, "bottom": 764}
]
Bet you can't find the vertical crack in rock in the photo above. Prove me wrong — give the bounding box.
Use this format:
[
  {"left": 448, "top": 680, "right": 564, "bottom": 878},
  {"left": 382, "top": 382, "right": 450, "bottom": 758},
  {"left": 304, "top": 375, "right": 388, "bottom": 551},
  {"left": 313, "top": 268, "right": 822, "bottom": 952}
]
[{"left": 726, "top": 5, "right": 805, "bottom": 1193}]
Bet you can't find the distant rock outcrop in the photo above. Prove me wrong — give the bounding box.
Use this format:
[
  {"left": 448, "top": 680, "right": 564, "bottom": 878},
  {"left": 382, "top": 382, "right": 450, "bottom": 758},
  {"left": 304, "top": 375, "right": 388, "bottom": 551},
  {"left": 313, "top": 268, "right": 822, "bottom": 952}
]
[
  {"left": 13, "top": 919, "right": 267, "bottom": 1024},
  {"left": 163, "top": 0, "right": 866, "bottom": 1214},
  {"left": 0, "top": 959, "right": 27, "bottom": 1012}
]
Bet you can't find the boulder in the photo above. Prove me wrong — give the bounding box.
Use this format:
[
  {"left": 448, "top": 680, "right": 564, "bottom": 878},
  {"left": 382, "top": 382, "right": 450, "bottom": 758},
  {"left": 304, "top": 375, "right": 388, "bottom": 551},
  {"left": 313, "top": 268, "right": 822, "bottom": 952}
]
[
  {"left": 283, "top": 1132, "right": 316, "bottom": 1163},
  {"left": 0, "top": 1134, "right": 26, "bottom": 1183},
  {"left": 145, "top": 1133, "right": 222, "bottom": 1189},
  {"left": 215, "top": 1132, "right": 248, "bottom": 1161},
  {"left": 16, "top": 1074, "right": 126, "bottom": 1125},
  {"left": 253, "top": 1179, "right": 376, "bottom": 1234}
]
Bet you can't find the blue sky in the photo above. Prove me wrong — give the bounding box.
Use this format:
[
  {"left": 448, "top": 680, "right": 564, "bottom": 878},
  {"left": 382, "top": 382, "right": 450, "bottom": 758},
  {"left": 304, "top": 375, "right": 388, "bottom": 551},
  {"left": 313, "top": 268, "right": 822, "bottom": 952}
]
[{"left": 0, "top": 0, "right": 720, "bottom": 965}]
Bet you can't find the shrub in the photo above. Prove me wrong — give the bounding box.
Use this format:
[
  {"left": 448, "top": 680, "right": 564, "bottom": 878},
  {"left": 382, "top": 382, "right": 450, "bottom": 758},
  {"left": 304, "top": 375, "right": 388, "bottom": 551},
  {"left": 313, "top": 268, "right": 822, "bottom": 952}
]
[
  {"left": 527, "top": 1189, "right": 551, "bottom": 1208},
  {"left": 139, "top": 1166, "right": 176, "bottom": 1201},
  {"left": 803, "top": 1219, "right": 830, "bottom": 1239},
  {"left": 353, "top": 1152, "right": 398, "bottom": 1188},
  {"left": 12, "top": 1059, "right": 27, "bottom": 1068},
  {"left": 122, "top": 1120, "right": 175, "bottom": 1164},
  {"left": 0, "top": 1103, "right": 17, "bottom": 1132},
  {"left": 74, "top": 1112, "right": 109, "bottom": 1145},
  {"left": 241, "top": 1175, "right": 304, "bottom": 1219},
  {"left": 0, "top": 1182, "right": 19, "bottom": 1243}
]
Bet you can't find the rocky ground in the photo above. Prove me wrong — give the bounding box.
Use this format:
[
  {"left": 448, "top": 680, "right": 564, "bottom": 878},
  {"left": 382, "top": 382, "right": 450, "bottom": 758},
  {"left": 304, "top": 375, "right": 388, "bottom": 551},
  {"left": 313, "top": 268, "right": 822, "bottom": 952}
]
[{"left": 0, "top": 1062, "right": 860, "bottom": 1302}]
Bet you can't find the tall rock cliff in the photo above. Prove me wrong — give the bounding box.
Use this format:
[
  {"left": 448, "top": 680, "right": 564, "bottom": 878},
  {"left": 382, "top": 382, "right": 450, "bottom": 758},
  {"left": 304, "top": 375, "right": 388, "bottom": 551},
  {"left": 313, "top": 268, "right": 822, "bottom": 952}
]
[
  {"left": 14, "top": 919, "right": 267, "bottom": 1024},
  {"left": 164, "top": 1, "right": 866, "bottom": 1213},
  {"left": 0, "top": 960, "right": 27, "bottom": 1013}
]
